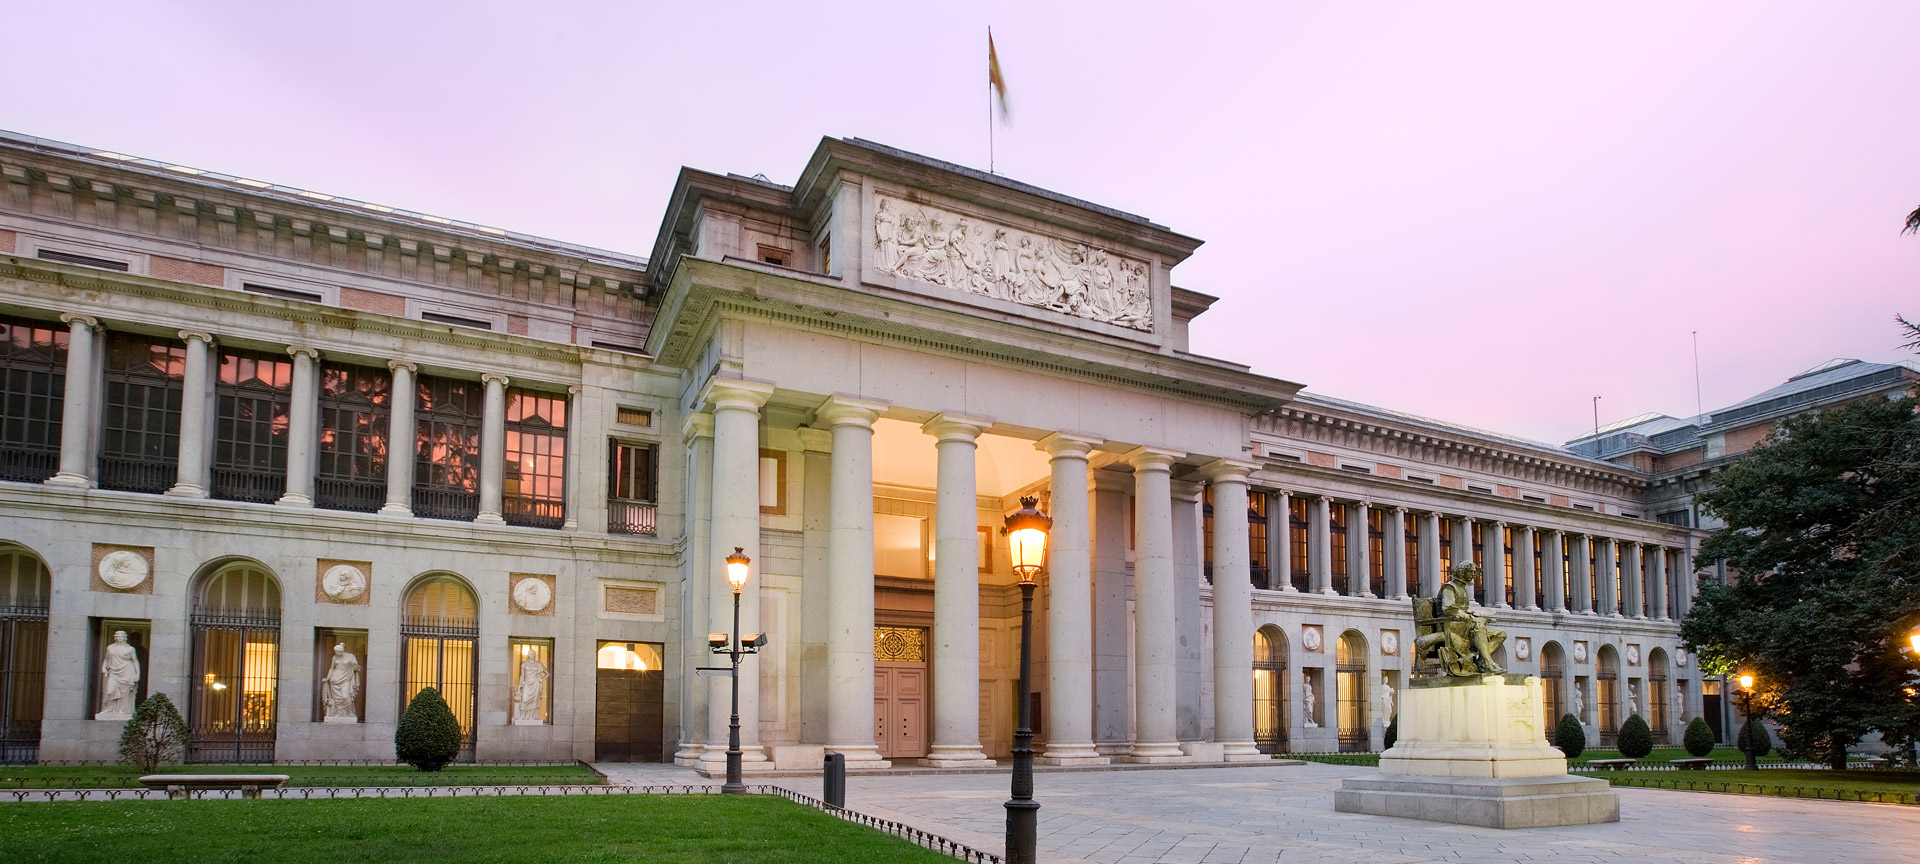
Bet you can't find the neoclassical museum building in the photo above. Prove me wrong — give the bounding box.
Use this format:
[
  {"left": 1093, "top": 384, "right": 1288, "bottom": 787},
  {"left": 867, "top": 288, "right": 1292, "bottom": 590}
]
[{"left": 1, "top": 128, "right": 1897, "bottom": 768}]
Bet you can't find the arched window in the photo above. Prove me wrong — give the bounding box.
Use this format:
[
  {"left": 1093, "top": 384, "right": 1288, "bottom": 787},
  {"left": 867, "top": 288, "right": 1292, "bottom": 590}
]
[
  {"left": 1540, "top": 642, "right": 1566, "bottom": 730},
  {"left": 189, "top": 562, "right": 281, "bottom": 763},
  {"left": 1335, "top": 630, "right": 1369, "bottom": 753},
  {"left": 1596, "top": 645, "right": 1620, "bottom": 745},
  {"left": 1252, "top": 626, "right": 1288, "bottom": 754},
  {"left": 1648, "top": 649, "right": 1670, "bottom": 745},
  {"left": 0, "top": 546, "right": 50, "bottom": 763},
  {"left": 401, "top": 574, "right": 478, "bottom": 761}
]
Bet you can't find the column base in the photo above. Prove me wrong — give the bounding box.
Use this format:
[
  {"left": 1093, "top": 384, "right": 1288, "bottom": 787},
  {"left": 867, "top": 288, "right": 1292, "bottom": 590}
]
[
  {"left": 44, "top": 473, "right": 92, "bottom": 489},
  {"left": 1218, "top": 741, "right": 1265, "bottom": 761},
  {"left": 377, "top": 503, "right": 414, "bottom": 518},
  {"left": 562, "top": 519, "right": 579, "bottom": 531},
  {"left": 1037, "top": 741, "right": 1106, "bottom": 766},
  {"left": 163, "top": 484, "right": 208, "bottom": 498},
  {"left": 920, "top": 744, "right": 994, "bottom": 767},
  {"left": 1318, "top": 588, "right": 1339, "bottom": 596},
  {"left": 673, "top": 744, "right": 708, "bottom": 766},
  {"left": 276, "top": 493, "right": 315, "bottom": 508},
  {"left": 1123, "top": 741, "right": 1189, "bottom": 763},
  {"left": 825, "top": 745, "right": 891, "bottom": 770},
  {"left": 475, "top": 512, "right": 507, "bottom": 525},
  {"left": 1525, "top": 605, "right": 1541, "bottom": 612}
]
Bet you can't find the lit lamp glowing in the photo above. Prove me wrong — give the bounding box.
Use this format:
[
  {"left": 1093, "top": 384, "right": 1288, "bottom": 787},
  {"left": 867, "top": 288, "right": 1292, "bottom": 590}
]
[
  {"left": 713, "top": 546, "right": 764, "bottom": 794},
  {"left": 1737, "top": 672, "right": 1759, "bottom": 770},
  {"left": 726, "top": 547, "right": 750, "bottom": 592},
  {"left": 1909, "top": 627, "right": 1919, "bottom": 654},
  {"left": 1001, "top": 495, "right": 1051, "bottom": 864}
]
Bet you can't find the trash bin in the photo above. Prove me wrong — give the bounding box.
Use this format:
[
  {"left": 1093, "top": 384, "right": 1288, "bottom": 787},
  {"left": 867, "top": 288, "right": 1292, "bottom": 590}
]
[{"left": 823, "top": 751, "right": 846, "bottom": 808}]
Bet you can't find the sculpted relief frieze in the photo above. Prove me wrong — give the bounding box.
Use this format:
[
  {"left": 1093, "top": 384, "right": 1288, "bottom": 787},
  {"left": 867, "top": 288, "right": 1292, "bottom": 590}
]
[{"left": 871, "top": 196, "right": 1152, "bottom": 331}]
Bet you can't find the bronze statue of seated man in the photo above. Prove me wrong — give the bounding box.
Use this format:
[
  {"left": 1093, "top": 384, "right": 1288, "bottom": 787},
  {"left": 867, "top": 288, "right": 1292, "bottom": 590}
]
[{"left": 1412, "top": 563, "right": 1507, "bottom": 677}]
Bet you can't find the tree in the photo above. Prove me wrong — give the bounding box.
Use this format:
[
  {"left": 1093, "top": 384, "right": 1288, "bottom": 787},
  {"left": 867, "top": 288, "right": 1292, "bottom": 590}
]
[
  {"left": 1682, "top": 717, "right": 1715, "bottom": 758},
  {"left": 1553, "top": 713, "right": 1586, "bottom": 759},
  {"left": 1681, "top": 393, "right": 1920, "bottom": 771},
  {"left": 1736, "top": 717, "right": 1773, "bottom": 760},
  {"left": 1617, "top": 714, "right": 1653, "bottom": 760},
  {"left": 396, "top": 687, "right": 463, "bottom": 771},
  {"left": 1383, "top": 714, "right": 1398, "bottom": 750},
  {"left": 118, "top": 693, "right": 189, "bottom": 773},
  {"left": 1905, "top": 205, "right": 1920, "bottom": 236}
]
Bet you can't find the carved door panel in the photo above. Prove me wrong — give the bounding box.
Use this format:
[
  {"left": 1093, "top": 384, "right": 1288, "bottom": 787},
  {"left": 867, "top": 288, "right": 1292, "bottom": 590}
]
[{"left": 874, "top": 663, "right": 927, "bottom": 760}]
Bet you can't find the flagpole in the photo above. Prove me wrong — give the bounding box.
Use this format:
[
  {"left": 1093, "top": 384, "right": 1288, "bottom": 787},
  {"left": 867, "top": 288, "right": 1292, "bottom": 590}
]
[{"left": 988, "top": 26, "right": 995, "bottom": 174}]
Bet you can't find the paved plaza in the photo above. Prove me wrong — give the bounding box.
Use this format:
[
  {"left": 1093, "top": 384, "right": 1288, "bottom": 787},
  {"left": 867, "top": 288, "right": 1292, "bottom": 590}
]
[{"left": 597, "top": 762, "right": 1919, "bottom": 864}]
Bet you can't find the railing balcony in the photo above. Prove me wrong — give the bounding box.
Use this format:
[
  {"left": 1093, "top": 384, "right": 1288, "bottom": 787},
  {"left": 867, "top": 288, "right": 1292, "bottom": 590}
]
[
  {"left": 97, "top": 456, "right": 175, "bottom": 494},
  {"left": 0, "top": 447, "right": 58, "bottom": 483},
  {"left": 503, "top": 496, "right": 565, "bottom": 530},
  {"left": 211, "top": 467, "right": 284, "bottom": 504},
  {"left": 413, "top": 486, "right": 479, "bottom": 522},
  {"left": 608, "top": 498, "right": 658, "bottom": 536},
  {"left": 316, "top": 476, "right": 386, "bottom": 513}
]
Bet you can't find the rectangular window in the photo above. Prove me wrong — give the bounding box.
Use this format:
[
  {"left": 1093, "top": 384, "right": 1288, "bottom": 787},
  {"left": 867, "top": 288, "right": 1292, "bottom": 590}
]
[
  {"left": 509, "top": 638, "right": 554, "bottom": 725},
  {"left": 1367, "top": 507, "right": 1385, "bottom": 596},
  {"left": 316, "top": 364, "right": 391, "bottom": 512},
  {"left": 1248, "top": 492, "right": 1269, "bottom": 590},
  {"left": 1288, "top": 497, "right": 1309, "bottom": 591},
  {"left": 0, "top": 315, "right": 68, "bottom": 483},
  {"left": 502, "top": 387, "right": 567, "bottom": 529},
  {"left": 1467, "top": 485, "right": 1493, "bottom": 494},
  {"left": 1502, "top": 526, "right": 1515, "bottom": 607},
  {"left": 211, "top": 349, "right": 292, "bottom": 503},
  {"left": 242, "top": 283, "right": 323, "bottom": 303},
  {"left": 38, "top": 249, "right": 128, "bottom": 271},
  {"left": 759, "top": 448, "right": 787, "bottom": 515},
  {"left": 615, "top": 406, "right": 652, "bottom": 427},
  {"left": 757, "top": 245, "right": 791, "bottom": 267},
  {"left": 421, "top": 311, "right": 493, "bottom": 330},
  {"left": 1202, "top": 485, "right": 1215, "bottom": 582},
  {"left": 608, "top": 440, "right": 657, "bottom": 535},
  {"left": 413, "top": 376, "right": 483, "bottom": 521},
  {"left": 1403, "top": 514, "right": 1420, "bottom": 598},
  {"left": 99, "top": 332, "right": 185, "bottom": 493},
  {"left": 1329, "top": 503, "right": 1348, "bottom": 594}
]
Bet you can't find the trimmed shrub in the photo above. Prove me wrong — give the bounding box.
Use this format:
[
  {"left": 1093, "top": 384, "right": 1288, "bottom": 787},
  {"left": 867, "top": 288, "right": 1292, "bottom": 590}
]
[
  {"left": 1383, "top": 714, "right": 1398, "bottom": 750},
  {"left": 396, "top": 686, "right": 463, "bottom": 771},
  {"left": 1736, "top": 717, "right": 1772, "bottom": 759},
  {"left": 1553, "top": 712, "right": 1586, "bottom": 759},
  {"left": 118, "top": 693, "right": 189, "bottom": 773},
  {"left": 1682, "top": 717, "right": 1715, "bottom": 757},
  {"left": 1617, "top": 714, "right": 1653, "bottom": 759}
]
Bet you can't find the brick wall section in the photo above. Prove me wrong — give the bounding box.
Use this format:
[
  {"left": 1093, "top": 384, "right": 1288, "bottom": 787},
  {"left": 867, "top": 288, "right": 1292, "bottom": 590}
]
[
  {"left": 1375, "top": 464, "right": 1403, "bottom": 479},
  {"left": 0, "top": 229, "right": 14, "bottom": 253},
  {"left": 1654, "top": 448, "right": 1705, "bottom": 472},
  {"left": 149, "top": 255, "right": 225, "bottom": 287},
  {"left": 1723, "top": 422, "right": 1773, "bottom": 457},
  {"left": 1438, "top": 475, "right": 1464, "bottom": 489},
  {"left": 508, "top": 315, "right": 529, "bottom": 336},
  {"left": 341, "top": 286, "right": 407, "bottom": 317},
  {"left": 1549, "top": 494, "right": 1570, "bottom": 507},
  {"left": 1497, "top": 484, "right": 1520, "bottom": 498},
  {"left": 1307, "top": 452, "right": 1336, "bottom": 469}
]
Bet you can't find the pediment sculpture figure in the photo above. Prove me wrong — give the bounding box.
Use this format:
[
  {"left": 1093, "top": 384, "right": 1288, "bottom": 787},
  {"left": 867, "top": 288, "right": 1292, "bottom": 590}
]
[{"left": 1411, "top": 563, "right": 1508, "bottom": 678}]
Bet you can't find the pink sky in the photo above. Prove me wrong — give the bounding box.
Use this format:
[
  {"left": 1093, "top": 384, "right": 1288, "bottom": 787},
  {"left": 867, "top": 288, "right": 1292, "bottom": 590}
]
[{"left": 11, "top": 2, "right": 1916, "bottom": 444}]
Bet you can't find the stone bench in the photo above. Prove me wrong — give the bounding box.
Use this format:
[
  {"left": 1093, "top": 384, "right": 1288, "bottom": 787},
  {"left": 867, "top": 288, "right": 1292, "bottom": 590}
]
[
  {"left": 1670, "top": 758, "right": 1714, "bottom": 770},
  {"left": 1586, "top": 759, "right": 1637, "bottom": 771},
  {"left": 139, "top": 774, "right": 290, "bottom": 799}
]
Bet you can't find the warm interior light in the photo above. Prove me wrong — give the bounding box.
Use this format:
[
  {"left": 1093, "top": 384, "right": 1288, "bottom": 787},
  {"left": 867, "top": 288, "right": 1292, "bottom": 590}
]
[
  {"left": 1910, "top": 629, "right": 1920, "bottom": 654},
  {"left": 1003, "top": 496, "right": 1053, "bottom": 584},
  {"left": 725, "top": 547, "right": 750, "bottom": 591},
  {"left": 1738, "top": 674, "right": 1754, "bottom": 690}
]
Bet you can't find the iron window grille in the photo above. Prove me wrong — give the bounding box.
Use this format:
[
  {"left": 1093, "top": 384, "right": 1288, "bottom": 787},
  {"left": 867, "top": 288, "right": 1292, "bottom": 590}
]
[
  {"left": 316, "top": 363, "right": 390, "bottom": 512},
  {"left": 607, "top": 441, "right": 658, "bottom": 536},
  {"left": 188, "top": 565, "right": 281, "bottom": 763},
  {"left": 212, "top": 349, "right": 292, "bottom": 503},
  {"left": 0, "top": 549, "right": 50, "bottom": 764},
  {"left": 400, "top": 576, "right": 479, "bottom": 762},
  {"left": 412, "top": 377, "right": 482, "bottom": 521},
  {"left": 502, "top": 388, "right": 566, "bottom": 529},
  {"left": 0, "top": 315, "right": 67, "bottom": 483},
  {"left": 98, "top": 332, "right": 184, "bottom": 493}
]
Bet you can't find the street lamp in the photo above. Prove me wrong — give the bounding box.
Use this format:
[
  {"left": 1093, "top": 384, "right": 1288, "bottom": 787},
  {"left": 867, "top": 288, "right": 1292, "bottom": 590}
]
[
  {"left": 1736, "top": 672, "right": 1759, "bottom": 771},
  {"left": 1002, "top": 495, "right": 1051, "bottom": 864},
  {"left": 711, "top": 546, "right": 766, "bottom": 794}
]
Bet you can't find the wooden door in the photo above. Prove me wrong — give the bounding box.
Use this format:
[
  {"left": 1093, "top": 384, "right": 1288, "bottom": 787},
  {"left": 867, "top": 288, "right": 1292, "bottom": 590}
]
[
  {"left": 874, "top": 663, "right": 927, "bottom": 760},
  {"left": 595, "top": 660, "right": 664, "bottom": 762}
]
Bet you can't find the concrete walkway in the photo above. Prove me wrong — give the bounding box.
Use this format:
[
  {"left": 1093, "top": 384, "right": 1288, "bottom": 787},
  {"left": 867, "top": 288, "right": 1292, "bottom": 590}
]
[{"left": 594, "top": 761, "right": 1919, "bottom": 864}]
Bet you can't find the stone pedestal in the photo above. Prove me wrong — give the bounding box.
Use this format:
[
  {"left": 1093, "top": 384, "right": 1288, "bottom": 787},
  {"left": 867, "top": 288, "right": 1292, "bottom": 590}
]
[{"left": 1336, "top": 674, "right": 1618, "bottom": 828}]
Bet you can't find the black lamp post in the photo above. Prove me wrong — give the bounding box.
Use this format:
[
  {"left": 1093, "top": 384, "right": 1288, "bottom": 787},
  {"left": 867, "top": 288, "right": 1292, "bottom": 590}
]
[
  {"left": 1908, "top": 628, "right": 1919, "bottom": 785},
  {"left": 1737, "top": 673, "right": 1758, "bottom": 771},
  {"left": 1002, "top": 496, "right": 1051, "bottom": 864},
  {"left": 710, "top": 547, "right": 766, "bottom": 795}
]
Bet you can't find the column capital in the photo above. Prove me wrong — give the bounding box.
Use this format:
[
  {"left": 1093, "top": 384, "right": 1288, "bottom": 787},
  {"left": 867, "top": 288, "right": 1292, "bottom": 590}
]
[
  {"left": 177, "top": 329, "right": 213, "bottom": 345},
  {"left": 1169, "top": 478, "right": 1205, "bottom": 499},
  {"left": 1198, "top": 457, "right": 1257, "bottom": 484},
  {"left": 682, "top": 411, "right": 715, "bottom": 443},
  {"left": 1036, "top": 432, "right": 1101, "bottom": 460},
  {"left": 479, "top": 371, "right": 510, "bottom": 387},
  {"left": 796, "top": 426, "right": 834, "bottom": 453},
  {"left": 698, "top": 376, "right": 773, "bottom": 412},
  {"left": 386, "top": 359, "right": 417, "bottom": 374},
  {"left": 1123, "top": 446, "right": 1184, "bottom": 472},
  {"left": 567, "top": 384, "right": 582, "bottom": 397},
  {"left": 1494, "top": 520, "right": 1507, "bottom": 529},
  {"left": 1393, "top": 505, "right": 1408, "bottom": 515},
  {"left": 814, "top": 395, "right": 888, "bottom": 429},
  {"left": 59, "top": 312, "right": 98, "bottom": 329},
  {"left": 922, "top": 412, "right": 990, "bottom": 442},
  {"left": 287, "top": 345, "right": 321, "bottom": 362}
]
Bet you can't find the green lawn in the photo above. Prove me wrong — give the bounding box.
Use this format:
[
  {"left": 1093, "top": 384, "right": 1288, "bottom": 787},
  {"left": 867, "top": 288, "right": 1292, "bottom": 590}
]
[
  {"left": 1567, "top": 746, "right": 1788, "bottom": 767},
  {"left": 0, "top": 794, "right": 962, "bottom": 863},
  {"left": 0, "top": 764, "right": 603, "bottom": 789},
  {"left": 1600, "top": 768, "right": 1919, "bottom": 804}
]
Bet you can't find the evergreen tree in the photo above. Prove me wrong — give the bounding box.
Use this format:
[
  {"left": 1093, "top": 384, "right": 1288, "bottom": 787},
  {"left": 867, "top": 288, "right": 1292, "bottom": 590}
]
[
  {"left": 118, "top": 693, "right": 190, "bottom": 773},
  {"left": 1383, "top": 714, "right": 1397, "bottom": 750},
  {"left": 1682, "top": 717, "right": 1715, "bottom": 758},
  {"left": 1552, "top": 713, "right": 1586, "bottom": 759},
  {"left": 1617, "top": 714, "right": 1653, "bottom": 760},
  {"left": 1736, "top": 717, "right": 1773, "bottom": 760},
  {"left": 395, "top": 686, "right": 463, "bottom": 771}
]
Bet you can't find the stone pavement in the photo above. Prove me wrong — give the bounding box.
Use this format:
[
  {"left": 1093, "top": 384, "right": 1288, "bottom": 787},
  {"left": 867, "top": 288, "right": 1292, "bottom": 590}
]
[{"left": 593, "top": 761, "right": 1919, "bottom": 864}]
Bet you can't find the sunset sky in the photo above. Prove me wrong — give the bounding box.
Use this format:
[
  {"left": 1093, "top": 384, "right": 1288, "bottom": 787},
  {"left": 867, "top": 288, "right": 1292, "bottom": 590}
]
[{"left": 12, "top": 1, "right": 1916, "bottom": 444}]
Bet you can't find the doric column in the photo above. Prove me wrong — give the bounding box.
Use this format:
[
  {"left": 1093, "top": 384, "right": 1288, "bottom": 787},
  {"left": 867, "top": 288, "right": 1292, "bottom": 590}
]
[
  {"left": 379, "top": 361, "right": 417, "bottom": 516},
  {"left": 1484, "top": 521, "right": 1508, "bottom": 608},
  {"left": 562, "top": 385, "right": 582, "bottom": 531},
  {"left": 1308, "top": 495, "right": 1333, "bottom": 595},
  {"left": 1676, "top": 544, "right": 1697, "bottom": 620},
  {"left": 922, "top": 413, "right": 994, "bottom": 767},
  {"left": 46, "top": 313, "right": 99, "bottom": 488},
  {"left": 1386, "top": 507, "right": 1408, "bottom": 600},
  {"left": 819, "top": 396, "right": 890, "bottom": 767},
  {"left": 474, "top": 372, "right": 509, "bottom": 524},
  {"left": 1126, "top": 446, "right": 1188, "bottom": 762},
  {"left": 1542, "top": 529, "right": 1567, "bottom": 612},
  {"left": 1623, "top": 542, "right": 1644, "bottom": 619},
  {"left": 704, "top": 379, "right": 773, "bottom": 767},
  {"left": 1571, "top": 534, "right": 1593, "bottom": 613},
  {"left": 674, "top": 412, "right": 715, "bottom": 763},
  {"left": 1202, "top": 459, "right": 1260, "bottom": 760},
  {"left": 276, "top": 346, "right": 320, "bottom": 507},
  {"left": 1270, "top": 490, "right": 1295, "bottom": 592},
  {"left": 1451, "top": 517, "right": 1474, "bottom": 580},
  {"left": 1039, "top": 433, "right": 1105, "bottom": 765},
  {"left": 1418, "top": 512, "right": 1442, "bottom": 597},
  {"left": 1515, "top": 526, "right": 1538, "bottom": 611},
  {"left": 1348, "top": 501, "right": 1372, "bottom": 598},
  {"left": 1089, "top": 469, "right": 1133, "bottom": 752},
  {"left": 1649, "top": 545, "right": 1669, "bottom": 621},
  {"left": 1598, "top": 537, "right": 1620, "bottom": 617},
  {"left": 165, "top": 330, "right": 215, "bottom": 498}
]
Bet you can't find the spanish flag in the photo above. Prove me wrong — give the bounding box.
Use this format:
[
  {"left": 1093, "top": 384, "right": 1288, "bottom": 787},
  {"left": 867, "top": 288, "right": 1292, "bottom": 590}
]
[{"left": 988, "top": 31, "right": 1009, "bottom": 121}]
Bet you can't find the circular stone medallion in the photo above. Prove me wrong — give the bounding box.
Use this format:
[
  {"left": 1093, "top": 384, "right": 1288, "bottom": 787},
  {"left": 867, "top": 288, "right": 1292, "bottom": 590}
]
[
  {"left": 1572, "top": 642, "right": 1589, "bottom": 663},
  {"left": 1514, "top": 638, "right": 1532, "bottom": 661},
  {"left": 1626, "top": 645, "right": 1641, "bottom": 665},
  {"left": 1301, "top": 626, "right": 1322, "bottom": 652},
  {"left": 513, "top": 577, "right": 553, "bottom": 613},
  {"left": 321, "top": 564, "right": 368, "bottom": 602},
  {"left": 98, "top": 550, "right": 149, "bottom": 590},
  {"left": 1379, "top": 631, "right": 1399, "bottom": 655}
]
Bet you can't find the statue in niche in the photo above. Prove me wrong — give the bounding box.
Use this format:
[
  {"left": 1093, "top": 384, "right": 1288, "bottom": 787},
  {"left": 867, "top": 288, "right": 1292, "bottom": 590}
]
[
  {"left": 1303, "top": 680, "right": 1318, "bottom": 728},
  {"left": 512, "top": 652, "right": 549, "bottom": 725},
  {"left": 323, "top": 644, "right": 361, "bottom": 722},
  {"left": 97, "top": 631, "right": 141, "bottom": 719},
  {"left": 1627, "top": 684, "right": 1639, "bottom": 718},
  {"left": 1674, "top": 684, "right": 1687, "bottom": 721},
  {"left": 1379, "top": 680, "right": 1395, "bottom": 727},
  {"left": 1572, "top": 688, "right": 1587, "bottom": 724},
  {"left": 1411, "top": 564, "right": 1508, "bottom": 677}
]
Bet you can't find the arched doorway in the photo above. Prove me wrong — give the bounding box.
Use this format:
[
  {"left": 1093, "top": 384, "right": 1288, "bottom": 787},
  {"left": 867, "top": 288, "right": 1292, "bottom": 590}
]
[
  {"left": 1596, "top": 644, "right": 1620, "bottom": 746},
  {"left": 1540, "top": 642, "right": 1566, "bottom": 731},
  {"left": 189, "top": 561, "right": 281, "bottom": 762},
  {"left": 0, "top": 546, "right": 49, "bottom": 763},
  {"left": 1648, "top": 648, "right": 1670, "bottom": 745},
  {"left": 1252, "top": 626, "right": 1288, "bottom": 754},
  {"left": 401, "top": 574, "right": 478, "bottom": 761},
  {"left": 1335, "top": 630, "right": 1369, "bottom": 753}
]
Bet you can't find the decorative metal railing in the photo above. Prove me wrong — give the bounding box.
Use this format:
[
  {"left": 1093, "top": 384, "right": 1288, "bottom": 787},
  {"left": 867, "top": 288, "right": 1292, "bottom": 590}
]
[
  {"left": 0, "top": 447, "right": 57, "bottom": 483},
  {"left": 503, "top": 496, "right": 565, "bottom": 529},
  {"left": 412, "top": 486, "right": 479, "bottom": 521},
  {"left": 316, "top": 476, "right": 386, "bottom": 513},
  {"left": 211, "top": 467, "right": 284, "bottom": 504},
  {"left": 608, "top": 499, "right": 658, "bottom": 536},
  {"left": 97, "top": 456, "right": 175, "bottom": 493}
]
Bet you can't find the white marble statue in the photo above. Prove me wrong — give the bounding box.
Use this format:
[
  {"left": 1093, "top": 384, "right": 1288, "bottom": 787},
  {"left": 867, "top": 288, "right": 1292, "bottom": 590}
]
[
  {"left": 1302, "top": 681, "right": 1318, "bottom": 728},
  {"left": 323, "top": 644, "right": 361, "bottom": 723},
  {"left": 512, "top": 654, "right": 549, "bottom": 725},
  {"left": 1379, "top": 681, "right": 1395, "bottom": 727},
  {"left": 1571, "top": 687, "right": 1586, "bottom": 724},
  {"left": 1627, "top": 684, "right": 1639, "bottom": 718},
  {"left": 1674, "top": 684, "right": 1687, "bottom": 721},
  {"left": 96, "top": 630, "right": 140, "bottom": 720}
]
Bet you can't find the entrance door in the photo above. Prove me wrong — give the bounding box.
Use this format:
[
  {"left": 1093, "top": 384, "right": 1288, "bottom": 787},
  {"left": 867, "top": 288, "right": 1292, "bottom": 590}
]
[
  {"left": 595, "top": 641, "right": 664, "bottom": 762},
  {"left": 874, "top": 663, "right": 927, "bottom": 760}
]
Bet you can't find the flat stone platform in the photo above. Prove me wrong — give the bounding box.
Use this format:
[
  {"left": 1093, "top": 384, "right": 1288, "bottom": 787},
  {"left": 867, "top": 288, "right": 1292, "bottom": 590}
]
[{"left": 1334, "top": 771, "right": 1619, "bottom": 829}]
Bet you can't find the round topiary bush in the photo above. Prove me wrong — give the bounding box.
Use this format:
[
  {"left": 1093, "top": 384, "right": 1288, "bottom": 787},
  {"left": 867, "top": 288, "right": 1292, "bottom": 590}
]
[
  {"left": 396, "top": 686, "right": 463, "bottom": 771},
  {"left": 1383, "top": 714, "right": 1398, "bottom": 750},
  {"left": 1553, "top": 712, "right": 1586, "bottom": 759},
  {"left": 118, "top": 692, "right": 190, "bottom": 773},
  {"left": 1736, "top": 717, "right": 1772, "bottom": 759},
  {"left": 1617, "top": 713, "right": 1653, "bottom": 759},
  {"left": 1682, "top": 716, "right": 1715, "bottom": 758}
]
